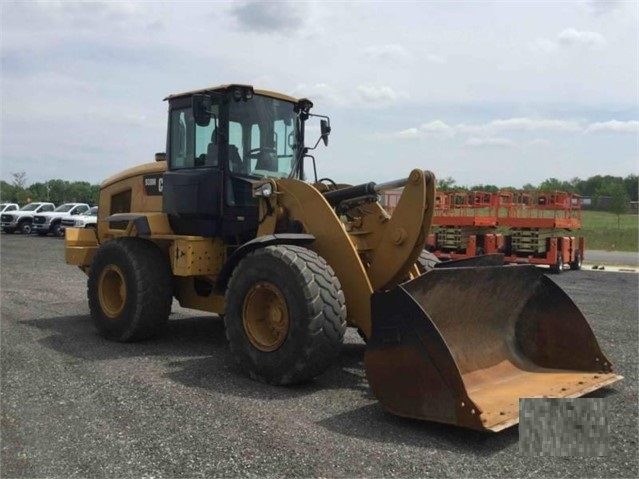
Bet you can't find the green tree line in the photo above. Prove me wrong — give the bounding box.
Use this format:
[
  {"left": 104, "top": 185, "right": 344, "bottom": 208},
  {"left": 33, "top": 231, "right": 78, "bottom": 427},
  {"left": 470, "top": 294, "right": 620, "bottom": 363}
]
[
  {"left": 0, "top": 173, "right": 100, "bottom": 206},
  {"left": 437, "top": 174, "right": 637, "bottom": 202},
  {"left": 1, "top": 171, "right": 637, "bottom": 209},
  {"left": 437, "top": 173, "right": 637, "bottom": 225}
]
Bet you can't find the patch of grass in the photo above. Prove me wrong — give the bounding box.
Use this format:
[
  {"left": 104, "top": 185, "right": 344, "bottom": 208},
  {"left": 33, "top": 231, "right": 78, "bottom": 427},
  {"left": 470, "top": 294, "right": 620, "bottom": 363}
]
[{"left": 580, "top": 211, "right": 638, "bottom": 252}]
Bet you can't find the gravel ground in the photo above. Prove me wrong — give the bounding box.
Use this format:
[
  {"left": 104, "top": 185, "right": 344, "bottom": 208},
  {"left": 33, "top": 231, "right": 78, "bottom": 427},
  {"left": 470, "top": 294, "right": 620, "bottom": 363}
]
[{"left": 1, "top": 234, "right": 637, "bottom": 478}]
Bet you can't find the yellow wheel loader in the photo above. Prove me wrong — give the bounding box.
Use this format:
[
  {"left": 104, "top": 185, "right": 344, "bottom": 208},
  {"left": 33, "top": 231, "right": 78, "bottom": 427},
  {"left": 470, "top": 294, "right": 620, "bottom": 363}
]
[{"left": 65, "top": 84, "right": 621, "bottom": 432}]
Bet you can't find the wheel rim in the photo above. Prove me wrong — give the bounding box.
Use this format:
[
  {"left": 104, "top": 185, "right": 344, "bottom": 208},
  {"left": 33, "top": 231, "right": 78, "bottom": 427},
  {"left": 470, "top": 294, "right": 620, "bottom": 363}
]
[
  {"left": 98, "top": 265, "right": 127, "bottom": 318},
  {"left": 22, "top": 224, "right": 31, "bottom": 234},
  {"left": 243, "top": 282, "right": 289, "bottom": 352}
]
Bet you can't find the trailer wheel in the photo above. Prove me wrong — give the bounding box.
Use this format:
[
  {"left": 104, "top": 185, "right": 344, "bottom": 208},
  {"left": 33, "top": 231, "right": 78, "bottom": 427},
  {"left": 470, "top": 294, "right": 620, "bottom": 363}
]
[
  {"left": 551, "top": 251, "right": 564, "bottom": 274},
  {"left": 225, "top": 245, "right": 347, "bottom": 385},
  {"left": 88, "top": 237, "right": 172, "bottom": 342},
  {"left": 570, "top": 250, "right": 583, "bottom": 271}
]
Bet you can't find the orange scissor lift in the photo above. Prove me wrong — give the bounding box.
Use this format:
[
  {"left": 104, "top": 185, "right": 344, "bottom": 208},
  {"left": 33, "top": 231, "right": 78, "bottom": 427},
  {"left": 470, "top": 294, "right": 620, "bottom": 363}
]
[
  {"left": 425, "top": 191, "right": 503, "bottom": 260},
  {"left": 498, "top": 191, "right": 584, "bottom": 272},
  {"left": 383, "top": 189, "right": 585, "bottom": 273}
]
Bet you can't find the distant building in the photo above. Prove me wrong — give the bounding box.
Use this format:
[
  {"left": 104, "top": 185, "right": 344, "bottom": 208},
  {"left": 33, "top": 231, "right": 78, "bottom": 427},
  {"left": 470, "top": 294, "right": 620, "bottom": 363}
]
[
  {"left": 578, "top": 196, "right": 636, "bottom": 214},
  {"left": 581, "top": 196, "right": 610, "bottom": 211}
]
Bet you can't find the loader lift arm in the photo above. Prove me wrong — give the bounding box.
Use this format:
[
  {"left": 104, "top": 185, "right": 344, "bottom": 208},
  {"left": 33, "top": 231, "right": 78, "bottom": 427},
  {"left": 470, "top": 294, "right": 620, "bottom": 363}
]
[{"left": 255, "top": 168, "right": 435, "bottom": 338}]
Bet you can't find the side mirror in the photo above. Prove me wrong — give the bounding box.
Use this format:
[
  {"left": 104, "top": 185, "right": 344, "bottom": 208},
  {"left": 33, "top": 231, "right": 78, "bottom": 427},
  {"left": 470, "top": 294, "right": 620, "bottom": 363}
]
[
  {"left": 320, "top": 119, "right": 331, "bottom": 146},
  {"left": 192, "top": 94, "right": 213, "bottom": 127}
]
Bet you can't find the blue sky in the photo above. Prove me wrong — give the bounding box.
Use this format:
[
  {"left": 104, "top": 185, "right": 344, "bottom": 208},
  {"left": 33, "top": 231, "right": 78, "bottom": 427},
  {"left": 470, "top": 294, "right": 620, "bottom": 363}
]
[{"left": 1, "top": 0, "right": 637, "bottom": 188}]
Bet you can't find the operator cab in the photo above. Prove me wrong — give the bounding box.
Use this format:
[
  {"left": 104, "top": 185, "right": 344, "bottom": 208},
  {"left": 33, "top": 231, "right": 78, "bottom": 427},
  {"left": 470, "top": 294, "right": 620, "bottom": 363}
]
[{"left": 162, "top": 84, "right": 326, "bottom": 242}]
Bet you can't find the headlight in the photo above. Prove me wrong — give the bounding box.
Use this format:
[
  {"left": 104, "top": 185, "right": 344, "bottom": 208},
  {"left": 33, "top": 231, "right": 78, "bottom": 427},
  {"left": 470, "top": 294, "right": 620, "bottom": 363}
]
[
  {"left": 74, "top": 219, "right": 86, "bottom": 227},
  {"left": 254, "top": 183, "right": 273, "bottom": 198}
]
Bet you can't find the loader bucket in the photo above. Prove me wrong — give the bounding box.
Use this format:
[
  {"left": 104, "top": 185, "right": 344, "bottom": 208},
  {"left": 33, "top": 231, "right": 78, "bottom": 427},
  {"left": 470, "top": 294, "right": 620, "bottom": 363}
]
[{"left": 364, "top": 265, "right": 622, "bottom": 432}]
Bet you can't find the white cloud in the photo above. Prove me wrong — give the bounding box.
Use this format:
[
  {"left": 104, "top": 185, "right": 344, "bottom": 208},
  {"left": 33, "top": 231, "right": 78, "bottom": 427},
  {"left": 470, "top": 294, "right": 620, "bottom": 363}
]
[
  {"left": 584, "top": 0, "right": 624, "bottom": 16},
  {"left": 292, "top": 83, "right": 346, "bottom": 106},
  {"left": 390, "top": 128, "right": 421, "bottom": 140},
  {"left": 35, "top": 0, "right": 142, "bottom": 16},
  {"left": 389, "top": 117, "right": 583, "bottom": 142},
  {"left": 529, "top": 28, "right": 606, "bottom": 54},
  {"left": 389, "top": 117, "right": 638, "bottom": 148},
  {"left": 388, "top": 120, "right": 454, "bottom": 140},
  {"left": 526, "top": 138, "right": 553, "bottom": 148},
  {"left": 557, "top": 28, "right": 606, "bottom": 48},
  {"left": 455, "top": 118, "right": 581, "bottom": 135},
  {"left": 529, "top": 38, "right": 558, "bottom": 54},
  {"left": 363, "top": 44, "right": 411, "bottom": 62},
  {"left": 465, "top": 137, "right": 516, "bottom": 147},
  {"left": 585, "top": 120, "right": 639, "bottom": 133},
  {"left": 230, "top": 0, "right": 307, "bottom": 34},
  {"left": 487, "top": 118, "right": 581, "bottom": 132},
  {"left": 356, "top": 85, "right": 403, "bottom": 103},
  {"left": 419, "top": 120, "right": 455, "bottom": 137},
  {"left": 424, "top": 53, "right": 445, "bottom": 64}
]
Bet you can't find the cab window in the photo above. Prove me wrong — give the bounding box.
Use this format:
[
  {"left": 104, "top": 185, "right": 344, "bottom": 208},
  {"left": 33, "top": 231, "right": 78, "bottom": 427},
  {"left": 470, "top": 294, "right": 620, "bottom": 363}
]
[
  {"left": 227, "top": 95, "right": 296, "bottom": 179},
  {"left": 169, "top": 105, "right": 220, "bottom": 170},
  {"left": 170, "top": 108, "right": 191, "bottom": 169}
]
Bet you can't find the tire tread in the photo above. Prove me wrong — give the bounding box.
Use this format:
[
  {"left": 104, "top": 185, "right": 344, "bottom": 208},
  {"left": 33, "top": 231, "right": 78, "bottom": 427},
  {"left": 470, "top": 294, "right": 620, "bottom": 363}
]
[
  {"left": 87, "top": 237, "right": 172, "bottom": 342},
  {"left": 225, "top": 244, "right": 346, "bottom": 385}
]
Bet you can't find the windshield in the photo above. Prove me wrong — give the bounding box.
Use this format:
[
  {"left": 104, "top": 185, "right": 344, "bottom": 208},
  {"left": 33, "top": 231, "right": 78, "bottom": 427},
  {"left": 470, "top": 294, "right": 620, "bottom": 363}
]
[
  {"left": 54, "top": 204, "right": 74, "bottom": 213},
  {"left": 20, "top": 203, "right": 40, "bottom": 211},
  {"left": 226, "top": 94, "right": 300, "bottom": 179}
]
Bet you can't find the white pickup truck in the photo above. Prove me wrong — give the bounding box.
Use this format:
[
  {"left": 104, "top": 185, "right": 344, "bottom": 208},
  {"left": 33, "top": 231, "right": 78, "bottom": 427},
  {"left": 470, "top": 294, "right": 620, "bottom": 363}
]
[
  {"left": 60, "top": 206, "right": 98, "bottom": 233},
  {"left": 1, "top": 202, "right": 56, "bottom": 234},
  {"left": 1, "top": 203, "right": 19, "bottom": 214},
  {"left": 32, "top": 203, "right": 90, "bottom": 237}
]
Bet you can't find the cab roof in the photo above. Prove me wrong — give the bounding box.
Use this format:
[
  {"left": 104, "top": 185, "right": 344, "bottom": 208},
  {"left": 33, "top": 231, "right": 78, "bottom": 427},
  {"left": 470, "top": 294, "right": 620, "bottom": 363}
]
[{"left": 164, "top": 84, "right": 300, "bottom": 104}]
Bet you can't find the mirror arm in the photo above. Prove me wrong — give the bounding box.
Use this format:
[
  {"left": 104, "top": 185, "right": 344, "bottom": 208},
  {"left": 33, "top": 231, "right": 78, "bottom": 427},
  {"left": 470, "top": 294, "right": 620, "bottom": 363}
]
[{"left": 305, "top": 113, "right": 332, "bottom": 151}]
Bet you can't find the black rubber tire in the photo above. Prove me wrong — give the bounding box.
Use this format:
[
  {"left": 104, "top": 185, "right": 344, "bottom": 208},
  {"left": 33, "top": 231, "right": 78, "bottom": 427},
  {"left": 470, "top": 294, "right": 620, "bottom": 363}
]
[
  {"left": 551, "top": 250, "right": 564, "bottom": 274},
  {"left": 87, "top": 237, "right": 173, "bottom": 342},
  {"left": 19, "top": 222, "right": 33, "bottom": 235},
  {"left": 225, "top": 245, "right": 347, "bottom": 385},
  {"left": 570, "top": 250, "right": 583, "bottom": 271},
  {"left": 416, "top": 250, "right": 441, "bottom": 274},
  {"left": 52, "top": 222, "right": 63, "bottom": 237},
  {"left": 3, "top": 228, "right": 15, "bottom": 234}
]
